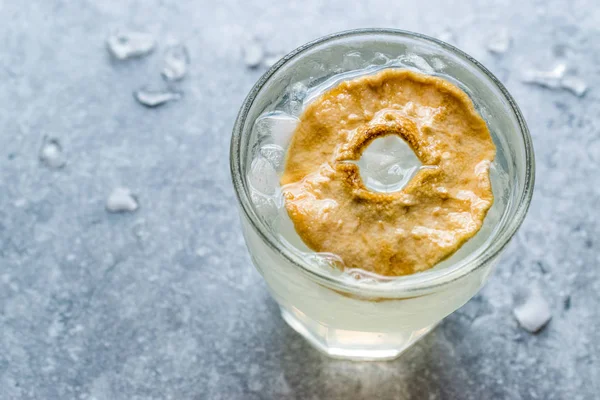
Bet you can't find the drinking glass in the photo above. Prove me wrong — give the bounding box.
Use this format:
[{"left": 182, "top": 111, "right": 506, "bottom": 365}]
[{"left": 230, "top": 29, "right": 535, "bottom": 361}]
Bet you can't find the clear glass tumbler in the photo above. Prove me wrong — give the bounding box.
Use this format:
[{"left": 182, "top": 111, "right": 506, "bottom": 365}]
[{"left": 230, "top": 29, "right": 535, "bottom": 361}]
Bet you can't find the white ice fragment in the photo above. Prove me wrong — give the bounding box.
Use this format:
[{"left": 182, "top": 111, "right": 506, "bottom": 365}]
[
  {"left": 162, "top": 45, "right": 190, "bottom": 81},
  {"left": 248, "top": 157, "right": 279, "bottom": 196},
  {"left": 249, "top": 188, "right": 279, "bottom": 223},
  {"left": 358, "top": 151, "right": 398, "bottom": 174},
  {"left": 371, "top": 52, "right": 389, "bottom": 66},
  {"left": 259, "top": 144, "right": 285, "bottom": 171},
  {"left": 431, "top": 58, "right": 446, "bottom": 70},
  {"left": 243, "top": 40, "right": 264, "bottom": 68},
  {"left": 289, "top": 82, "right": 308, "bottom": 102},
  {"left": 282, "top": 82, "right": 308, "bottom": 115},
  {"left": 106, "top": 31, "right": 156, "bottom": 60},
  {"left": 401, "top": 53, "right": 434, "bottom": 74},
  {"left": 254, "top": 112, "right": 299, "bottom": 148},
  {"left": 39, "top": 139, "right": 66, "bottom": 169},
  {"left": 513, "top": 290, "right": 552, "bottom": 333},
  {"left": 357, "top": 135, "right": 421, "bottom": 193},
  {"left": 134, "top": 87, "right": 182, "bottom": 107},
  {"left": 288, "top": 88, "right": 306, "bottom": 112},
  {"left": 521, "top": 64, "right": 566, "bottom": 89},
  {"left": 106, "top": 188, "right": 139, "bottom": 213},
  {"left": 342, "top": 51, "right": 363, "bottom": 70},
  {"left": 522, "top": 64, "right": 588, "bottom": 97},
  {"left": 487, "top": 28, "right": 511, "bottom": 54},
  {"left": 561, "top": 76, "right": 588, "bottom": 97}
]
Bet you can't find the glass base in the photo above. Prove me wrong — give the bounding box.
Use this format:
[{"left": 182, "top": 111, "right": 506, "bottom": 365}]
[{"left": 281, "top": 306, "right": 435, "bottom": 361}]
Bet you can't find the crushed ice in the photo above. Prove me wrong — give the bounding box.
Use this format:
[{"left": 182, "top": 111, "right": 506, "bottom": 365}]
[
  {"left": 134, "top": 86, "right": 182, "bottom": 107},
  {"left": 522, "top": 63, "right": 566, "bottom": 89},
  {"left": 162, "top": 44, "right": 190, "bottom": 81},
  {"left": 106, "top": 188, "right": 139, "bottom": 213},
  {"left": 39, "top": 138, "right": 66, "bottom": 169},
  {"left": 249, "top": 188, "right": 279, "bottom": 224},
  {"left": 283, "top": 82, "right": 308, "bottom": 115},
  {"left": 358, "top": 135, "right": 421, "bottom": 193},
  {"left": 248, "top": 156, "right": 279, "bottom": 196},
  {"left": 487, "top": 28, "right": 511, "bottom": 54},
  {"left": 560, "top": 76, "right": 588, "bottom": 97},
  {"left": 259, "top": 144, "right": 286, "bottom": 171},
  {"left": 522, "top": 63, "right": 588, "bottom": 97},
  {"left": 106, "top": 31, "right": 156, "bottom": 60},
  {"left": 342, "top": 51, "right": 363, "bottom": 70},
  {"left": 371, "top": 53, "right": 390, "bottom": 66},
  {"left": 253, "top": 112, "right": 299, "bottom": 149},
  {"left": 243, "top": 40, "right": 264, "bottom": 68},
  {"left": 513, "top": 289, "right": 552, "bottom": 333}
]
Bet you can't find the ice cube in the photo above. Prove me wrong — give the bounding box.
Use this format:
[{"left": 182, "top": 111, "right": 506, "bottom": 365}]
[
  {"left": 134, "top": 86, "right": 182, "bottom": 107},
  {"left": 106, "top": 188, "right": 139, "bottom": 213},
  {"left": 358, "top": 151, "right": 399, "bottom": 174},
  {"left": 253, "top": 112, "right": 299, "bottom": 149},
  {"left": 522, "top": 64, "right": 588, "bottom": 97},
  {"left": 371, "top": 53, "right": 389, "bottom": 66},
  {"left": 359, "top": 142, "right": 420, "bottom": 192},
  {"left": 284, "top": 82, "right": 308, "bottom": 115},
  {"left": 359, "top": 135, "right": 421, "bottom": 177},
  {"left": 259, "top": 144, "right": 286, "bottom": 171},
  {"left": 342, "top": 51, "right": 363, "bottom": 70},
  {"left": 162, "top": 44, "right": 190, "bottom": 81},
  {"left": 561, "top": 76, "right": 588, "bottom": 97},
  {"left": 39, "top": 139, "right": 66, "bottom": 169},
  {"left": 388, "top": 164, "right": 420, "bottom": 177},
  {"left": 106, "top": 31, "right": 156, "bottom": 60},
  {"left": 431, "top": 58, "right": 446, "bottom": 70},
  {"left": 487, "top": 28, "right": 511, "bottom": 54},
  {"left": 250, "top": 188, "right": 279, "bottom": 224},
  {"left": 243, "top": 40, "right": 264, "bottom": 68},
  {"left": 513, "top": 289, "right": 552, "bottom": 333},
  {"left": 521, "top": 64, "right": 566, "bottom": 89},
  {"left": 248, "top": 156, "right": 279, "bottom": 196},
  {"left": 405, "top": 54, "right": 435, "bottom": 74}
]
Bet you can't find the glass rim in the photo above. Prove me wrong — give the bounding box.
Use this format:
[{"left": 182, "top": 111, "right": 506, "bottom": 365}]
[{"left": 230, "top": 28, "right": 535, "bottom": 295}]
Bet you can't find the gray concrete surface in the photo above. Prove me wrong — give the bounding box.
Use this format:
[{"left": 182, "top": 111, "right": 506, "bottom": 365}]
[{"left": 1, "top": 0, "right": 599, "bottom": 399}]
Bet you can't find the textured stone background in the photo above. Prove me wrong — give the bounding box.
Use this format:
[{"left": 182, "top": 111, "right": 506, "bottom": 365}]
[{"left": 1, "top": 0, "right": 599, "bottom": 399}]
